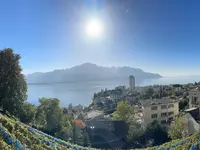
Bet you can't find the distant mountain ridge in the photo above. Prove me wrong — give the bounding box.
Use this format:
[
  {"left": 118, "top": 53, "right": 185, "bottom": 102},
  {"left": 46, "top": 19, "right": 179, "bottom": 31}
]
[{"left": 26, "top": 63, "right": 162, "bottom": 84}]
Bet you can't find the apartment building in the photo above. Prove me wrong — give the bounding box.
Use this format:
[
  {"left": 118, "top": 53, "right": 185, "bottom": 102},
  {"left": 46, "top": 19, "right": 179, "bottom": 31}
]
[
  {"left": 142, "top": 99, "right": 179, "bottom": 126},
  {"left": 189, "top": 88, "right": 200, "bottom": 108}
]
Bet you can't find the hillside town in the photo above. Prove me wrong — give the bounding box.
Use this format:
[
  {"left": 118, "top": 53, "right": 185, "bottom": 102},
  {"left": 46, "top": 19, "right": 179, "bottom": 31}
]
[
  {"left": 68, "top": 75, "right": 200, "bottom": 148},
  {"left": 1, "top": 0, "right": 200, "bottom": 149},
  {"left": 1, "top": 48, "right": 200, "bottom": 149},
  {"left": 71, "top": 75, "right": 198, "bottom": 121}
]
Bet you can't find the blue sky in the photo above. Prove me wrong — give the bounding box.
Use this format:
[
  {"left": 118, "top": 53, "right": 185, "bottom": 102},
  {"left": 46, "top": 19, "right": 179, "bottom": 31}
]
[{"left": 0, "top": 0, "right": 200, "bottom": 76}]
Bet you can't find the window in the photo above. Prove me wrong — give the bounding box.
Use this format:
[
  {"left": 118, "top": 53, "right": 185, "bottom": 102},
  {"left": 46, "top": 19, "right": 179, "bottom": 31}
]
[
  {"left": 161, "top": 120, "right": 167, "bottom": 124},
  {"left": 161, "top": 112, "right": 167, "bottom": 117},
  {"left": 168, "top": 112, "right": 174, "bottom": 116},
  {"left": 161, "top": 105, "right": 167, "bottom": 109},
  {"left": 151, "top": 114, "right": 157, "bottom": 119},
  {"left": 194, "top": 96, "right": 198, "bottom": 101},
  {"left": 192, "top": 97, "right": 198, "bottom": 105},
  {"left": 168, "top": 117, "right": 173, "bottom": 121},
  {"left": 168, "top": 104, "right": 174, "bottom": 108},
  {"left": 151, "top": 106, "right": 157, "bottom": 110}
]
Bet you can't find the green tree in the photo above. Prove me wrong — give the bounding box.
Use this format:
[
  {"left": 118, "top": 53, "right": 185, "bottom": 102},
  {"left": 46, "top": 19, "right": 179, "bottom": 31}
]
[
  {"left": 112, "top": 100, "right": 138, "bottom": 148},
  {"left": 127, "top": 122, "right": 145, "bottom": 143},
  {"left": 83, "top": 128, "right": 91, "bottom": 147},
  {"left": 0, "top": 48, "right": 27, "bottom": 115},
  {"left": 168, "top": 116, "right": 188, "bottom": 140},
  {"left": 35, "top": 98, "right": 63, "bottom": 135},
  {"left": 146, "top": 88, "right": 154, "bottom": 98},
  {"left": 63, "top": 107, "right": 68, "bottom": 114},
  {"left": 112, "top": 100, "right": 134, "bottom": 122},
  {"left": 145, "top": 120, "right": 169, "bottom": 146},
  {"left": 19, "top": 102, "right": 37, "bottom": 124},
  {"left": 72, "top": 127, "right": 90, "bottom": 147},
  {"left": 35, "top": 97, "right": 74, "bottom": 140},
  {"left": 179, "top": 99, "right": 189, "bottom": 111},
  {"left": 35, "top": 109, "right": 46, "bottom": 128},
  {"left": 55, "top": 114, "right": 73, "bottom": 140},
  {"left": 168, "top": 91, "right": 173, "bottom": 96},
  {"left": 46, "top": 99, "right": 62, "bottom": 134},
  {"left": 72, "top": 123, "right": 84, "bottom": 145},
  {"left": 127, "top": 121, "right": 170, "bottom": 148}
]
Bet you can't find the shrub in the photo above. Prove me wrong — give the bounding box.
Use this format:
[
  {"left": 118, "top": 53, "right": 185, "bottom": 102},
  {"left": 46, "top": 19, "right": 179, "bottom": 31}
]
[
  {"left": 5, "top": 122, "right": 14, "bottom": 133},
  {"left": 1, "top": 117, "right": 9, "bottom": 127},
  {"left": 30, "top": 144, "right": 47, "bottom": 150},
  {"left": 0, "top": 139, "right": 12, "bottom": 150}
]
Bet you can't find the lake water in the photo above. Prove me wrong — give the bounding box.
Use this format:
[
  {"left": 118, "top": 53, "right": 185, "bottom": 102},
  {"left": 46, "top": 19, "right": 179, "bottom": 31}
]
[{"left": 27, "top": 77, "right": 200, "bottom": 107}]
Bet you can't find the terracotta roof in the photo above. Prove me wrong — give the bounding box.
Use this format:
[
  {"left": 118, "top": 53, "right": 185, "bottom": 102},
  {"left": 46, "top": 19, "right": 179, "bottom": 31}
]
[{"left": 72, "top": 120, "right": 86, "bottom": 128}]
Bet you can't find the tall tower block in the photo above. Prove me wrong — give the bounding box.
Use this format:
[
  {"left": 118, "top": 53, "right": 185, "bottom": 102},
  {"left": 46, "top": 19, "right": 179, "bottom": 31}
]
[{"left": 129, "top": 75, "right": 135, "bottom": 91}]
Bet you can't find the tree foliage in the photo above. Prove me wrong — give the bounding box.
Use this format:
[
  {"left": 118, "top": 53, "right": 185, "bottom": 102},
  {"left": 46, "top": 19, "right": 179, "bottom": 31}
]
[
  {"left": 55, "top": 114, "right": 72, "bottom": 140},
  {"left": 145, "top": 120, "right": 169, "bottom": 145},
  {"left": 35, "top": 98, "right": 62, "bottom": 134},
  {"left": 35, "top": 98, "right": 73, "bottom": 140},
  {"left": 72, "top": 123, "right": 90, "bottom": 147},
  {"left": 19, "top": 102, "right": 37, "bottom": 124},
  {"left": 112, "top": 101, "right": 140, "bottom": 148},
  {"left": 72, "top": 123, "right": 83, "bottom": 145},
  {"left": 0, "top": 48, "right": 27, "bottom": 115},
  {"left": 168, "top": 91, "right": 173, "bottom": 96},
  {"left": 168, "top": 115, "right": 188, "bottom": 140},
  {"left": 35, "top": 109, "right": 46, "bottom": 128},
  {"left": 127, "top": 120, "right": 170, "bottom": 148},
  {"left": 127, "top": 122, "right": 144, "bottom": 143},
  {"left": 146, "top": 88, "right": 154, "bottom": 98},
  {"left": 179, "top": 99, "right": 189, "bottom": 111},
  {"left": 112, "top": 100, "right": 134, "bottom": 122},
  {"left": 141, "top": 87, "right": 155, "bottom": 99}
]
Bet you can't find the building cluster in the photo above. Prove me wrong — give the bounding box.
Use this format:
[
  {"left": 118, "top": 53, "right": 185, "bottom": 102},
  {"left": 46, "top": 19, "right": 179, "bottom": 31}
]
[
  {"left": 90, "top": 77, "right": 200, "bottom": 127},
  {"left": 71, "top": 76, "right": 200, "bottom": 148},
  {"left": 140, "top": 84, "right": 200, "bottom": 128},
  {"left": 90, "top": 76, "right": 180, "bottom": 125},
  {"left": 89, "top": 76, "right": 136, "bottom": 114},
  {"left": 189, "top": 87, "right": 200, "bottom": 108}
]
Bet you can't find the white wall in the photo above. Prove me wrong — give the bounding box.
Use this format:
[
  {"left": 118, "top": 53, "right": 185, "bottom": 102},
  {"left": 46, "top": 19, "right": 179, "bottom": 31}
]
[
  {"left": 143, "top": 102, "right": 179, "bottom": 126},
  {"left": 189, "top": 91, "right": 200, "bottom": 108}
]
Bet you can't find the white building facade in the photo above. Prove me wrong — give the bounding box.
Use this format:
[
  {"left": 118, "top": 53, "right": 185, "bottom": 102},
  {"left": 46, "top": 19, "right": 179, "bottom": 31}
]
[
  {"left": 189, "top": 88, "right": 200, "bottom": 108},
  {"left": 142, "top": 99, "right": 179, "bottom": 126}
]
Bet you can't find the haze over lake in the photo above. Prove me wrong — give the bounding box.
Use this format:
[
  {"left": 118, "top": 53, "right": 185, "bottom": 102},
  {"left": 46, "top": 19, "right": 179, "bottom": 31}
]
[{"left": 27, "top": 76, "right": 200, "bottom": 107}]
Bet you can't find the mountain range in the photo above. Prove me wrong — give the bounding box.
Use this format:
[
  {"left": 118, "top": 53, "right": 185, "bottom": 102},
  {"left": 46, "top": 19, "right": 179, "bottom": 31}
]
[{"left": 26, "top": 63, "right": 162, "bottom": 84}]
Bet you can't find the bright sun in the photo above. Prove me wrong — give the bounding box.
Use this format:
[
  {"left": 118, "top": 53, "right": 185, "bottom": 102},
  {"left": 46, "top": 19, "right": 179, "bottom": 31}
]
[{"left": 85, "top": 19, "right": 103, "bottom": 38}]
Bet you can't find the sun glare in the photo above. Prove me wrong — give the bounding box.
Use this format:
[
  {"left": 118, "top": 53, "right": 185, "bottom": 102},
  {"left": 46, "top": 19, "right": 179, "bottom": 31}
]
[{"left": 85, "top": 19, "right": 103, "bottom": 38}]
